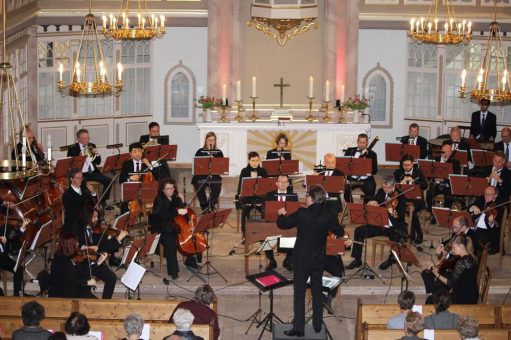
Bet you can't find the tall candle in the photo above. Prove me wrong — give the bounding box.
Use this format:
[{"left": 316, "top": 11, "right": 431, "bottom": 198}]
[
  {"left": 251, "top": 76, "right": 256, "bottom": 98},
  {"left": 222, "top": 84, "right": 226, "bottom": 105},
  {"left": 22, "top": 137, "right": 27, "bottom": 167},
  {"left": 309, "top": 76, "right": 314, "bottom": 98},
  {"left": 236, "top": 80, "right": 241, "bottom": 101},
  {"left": 117, "top": 63, "right": 123, "bottom": 81},
  {"left": 341, "top": 85, "right": 345, "bottom": 103},
  {"left": 461, "top": 69, "right": 467, "bottom": 87},
  {"left": 58, "top": 63, "right": 64, "bottom": 82},
  {"left": 47, "top": 135, "right": 52, "bottom": 161},
  {"left": 325, "top": 80, "right": 330, "bottom": 102}
]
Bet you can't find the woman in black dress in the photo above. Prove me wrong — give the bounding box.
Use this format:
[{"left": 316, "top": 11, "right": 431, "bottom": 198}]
[
  {"left": 431, "top": 235, "right": 479, "bottom": 304},
  {"left": 266, "top": 132, "right": 291, "bottom": 160}
]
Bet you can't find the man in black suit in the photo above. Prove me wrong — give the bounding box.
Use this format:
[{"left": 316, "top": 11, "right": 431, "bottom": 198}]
[
  {"left": 139, "top": 122, "right": 169, "bottom": 145},
  {"left": 401, "top": 123, "right": 429, "bottom": 159},
  {"left": 67, "top": 129, "right": 112, "bottom": 205},
  {"left": 277, "top": 185, "right": 344, "bottom": 337},
  {"left": 482, "top": 151, "right": 511, "bottom": 201},
  {"left": 264, "top": 174, "right": 297, "bottom": 271},
  {"left": 470, "top": 99, "right": 497, "bottom": 142},
  {"left": 444, "top": 126, "right": 472, "bottom": 163},
  {"left": 346, "top": 176, "right": 407, "bottom": 270},
  {"left": 344, "top": 133, "right": 378, "bottom": 202},
  {"left": 493, "top": 127, "right": 511, "bottom": 166}
]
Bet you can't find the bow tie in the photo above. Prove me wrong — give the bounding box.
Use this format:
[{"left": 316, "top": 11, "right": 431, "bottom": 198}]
[{"left": 405, "top": 172, "right": 412, "bottom": 176}]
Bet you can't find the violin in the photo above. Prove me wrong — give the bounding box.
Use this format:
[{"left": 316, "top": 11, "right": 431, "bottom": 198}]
[
  {"left": 430, "top": 235, "right": 459, "bottom": 275},
  {"left": 72, "top": 248, "right": 98, "bottom": 264},
  {"left": 485, "top": 201, "right": 498, "bottom": 221},
  {"left": 381, "top": 190, "right": 399, "bottom": 218}
]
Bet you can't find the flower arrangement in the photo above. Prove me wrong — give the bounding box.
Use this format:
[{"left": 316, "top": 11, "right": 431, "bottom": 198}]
[
  {"left": 343, "top": 95, "right": 370, "bottom": 111},
  {"left": 197, "top": 96, "right": 222, "bottom": 109}
]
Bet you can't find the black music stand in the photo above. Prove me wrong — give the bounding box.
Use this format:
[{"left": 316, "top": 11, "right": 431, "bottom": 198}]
[
  {"left": 246, "top": 270, "right": 292, "bottom": 340},
  {"left": 344, "top": 203, "right": 388, "bottom": 284},
  {"left": 385, "top": 143, "right": 420, "bottom": 162},
  {"left": 386, "top": 240, "right": 421, "bottom": 291},
  {"left": 261, "top": 159, "right": 299, "bottom": 176}
]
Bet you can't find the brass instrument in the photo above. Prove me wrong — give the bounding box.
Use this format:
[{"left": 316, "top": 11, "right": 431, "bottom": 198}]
[
  {"left": 142, "top": 139, "right": 159, "bottom": 147},
  {"left": 82, "top": 145, "right": 98, "bottom": 162}
]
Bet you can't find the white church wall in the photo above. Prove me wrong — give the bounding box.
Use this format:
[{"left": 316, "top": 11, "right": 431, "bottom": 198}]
[
  {"left": 358, "top": 29, "right": 408, "bottom": 165},
  {"left": 151, "top": 26, "right": 208, "bottom": 163}
]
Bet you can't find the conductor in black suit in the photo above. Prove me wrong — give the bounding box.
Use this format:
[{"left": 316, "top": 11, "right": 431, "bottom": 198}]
[
  {"left": 493, "top": 127, "right": 511, "bottom": 166},
  {"left": 277, "top": 185, "right": 344, "bottom": 337},
  {"left": 343, "top": 133, "right": 378, "bottom": 202},
  {"left": 401, "top": 123, "right": 429, "bottom": 159},
  {"left": 266, "top": 132, "right": 291, "bottom": 160},
  {"left": 470, "top": 99, "right": 497, "bottom": 142},
  {"left": 67, "top": 129, "right": 112, "bottom": 205},
  {"left": 139, "top": 122, "right": 168, "bottom": 145}
]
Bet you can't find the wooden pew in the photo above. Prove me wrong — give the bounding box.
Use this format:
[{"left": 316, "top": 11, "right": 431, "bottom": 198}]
[
  {"left": 77, "top": 299, "right": 179, "bottom": 322},
  {"left": 0, "top": 296, "right": 75, "bottom": 318},
  {"left": 365, "top": 329, "right": 510, "bottom": 340}
]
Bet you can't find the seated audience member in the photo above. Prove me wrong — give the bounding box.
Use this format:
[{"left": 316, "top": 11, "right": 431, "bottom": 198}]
[
  {"left": 424, "top": 289, "right": 460, "bottom": 330},
  {"left": 12, "top": 301, "right": 52, "bottom": 340},
  {"left": 122, "top": 313, "right": 144, "bottom": 340},
  {"left": 387, "top": 291, "right": 415, "bottom": 329},
  {"left": 164, "top": 309, "right": 204, "bottom": 340},
  {"left": 401, "top": 312, "right": 424, "bottom": 340},
  {"left": 65, "top": 312, "right": 99, "bottom": 340},
  {"left": 170, "top": 284, "right": 219, "bottom": 340},
  {"left": 458, "top": 316, "right": 480, "bottom": 340},
  {"left": 48, "top": 332, "right": 67, "bottom": 340}
]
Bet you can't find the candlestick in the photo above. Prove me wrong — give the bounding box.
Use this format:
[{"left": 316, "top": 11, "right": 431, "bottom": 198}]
[
  {"left": 322, "top": 101, "right": 331, "bottom": 122},
  {"left": 234, "top": 100, "right": 244, "bottom": 122},
  {"left": 249, "top": 96, "right": 258, "bottom": 122},
  {"left": 305, "top": 96, "right": 316, "bottom": 122}
]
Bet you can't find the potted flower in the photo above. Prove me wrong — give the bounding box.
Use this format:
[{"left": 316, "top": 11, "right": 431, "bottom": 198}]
[
  {"left": 196, "top": 96, "right": 221, "bottom": 122},
  {"left": 343, "top": 95, "right": 370, "bottom": 123}
]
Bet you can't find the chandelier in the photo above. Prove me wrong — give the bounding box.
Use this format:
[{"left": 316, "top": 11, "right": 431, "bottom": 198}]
[
  {"left": 102, "top": 0, "right": 166, "bottom": 40},
  {"left": 0, "top": 0, "right": 38, "bottom": 179},
  {"left": 459, "top": 2, "right": 510, "bottom": 102},
  {"left": 57, "top": 0, "right": 123, "bottom": 96},
  {"left": 408, "top": 0, "right": 472, "bottom": 45},
  {"left": 247, "top": 0, "right": 318, "bottom": 47}
]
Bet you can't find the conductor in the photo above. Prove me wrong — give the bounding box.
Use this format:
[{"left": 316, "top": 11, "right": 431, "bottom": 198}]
[{"left": 277, "top": 186, "right": 344, "bottom": 336}]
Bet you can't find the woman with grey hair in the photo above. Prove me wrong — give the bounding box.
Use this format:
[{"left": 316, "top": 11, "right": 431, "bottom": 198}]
[
  {"left": 169, "top": 284, "right": 219, "bottom": 340},
  {"left": 458, "top": 316, "right": 480, "bottom": 340},
  {"left": 121, "top": 313, "right": 144, "bottom": 340},
  {"left": 164, "top": 309, "right": 204, "bottom": 340}
]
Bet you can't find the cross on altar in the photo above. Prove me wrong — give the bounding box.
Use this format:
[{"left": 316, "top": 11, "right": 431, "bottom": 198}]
[{"left": 273, "top": 77, "right": 290, "bottom": 108}]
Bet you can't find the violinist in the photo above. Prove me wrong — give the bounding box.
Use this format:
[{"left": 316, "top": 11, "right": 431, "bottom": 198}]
[
  {"left": 400, "top": 123, "right": 428, "bottom": 159},
  {"left": 319, "top": 153, "right": 345, "bottom": 217},
  {"left": 481, "top": 151, "right": 511, "bottom": 200},
  {"left": 394, "top": 154, "right": 428, "bottom": 244},
  {"left": 48, "top": 232, "right": 104, "bottom": 299},
  {"left": 236, "top": 151, "right": 268, "bottom": 237},
  {"left": 191, "top": 132, "right": 224, "bottom": 213},
  {"left": 469, "top": 186, "right": 503, "bottom": 254},
  {"left": 346, "top": 176, "right": 406, "bottom": 271},
  {"left": 11, "top": 125, "right": 45, "bottom": 163},
  {"left": 149, "top": 178, "right": 187, "bottom": 280},
  {"left": 343, "top": 133, "right": 378, "bottom": 203},
  {"left": 0, "top": 200, "right": 25, "bottom": 296},
  {"left": 67, "top": 129, "right": 112, "bottom": 205},
  {"left": 266, "top": 133, "right": 291, "bottom": 160}
]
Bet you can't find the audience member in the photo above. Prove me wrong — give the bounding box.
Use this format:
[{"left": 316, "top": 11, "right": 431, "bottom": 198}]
[
  {"left": 387, "top": 291, "right": 415, "bottom": 329},
  {"left": 47, "top": 332, "right": 67, "bottom": 340},
  {"left": 401, "top": 312, "right": 424, "bottom": 340},
  {"left": 122, "top": 313, "right": 144, "bottom": 340},
  {"left": 64, "top": 312, "right": 98, "bottom": 340},
  {"left": 12, "top": 301, "right": 52, "bottom": 340},
  {"left": 424, "top": 289, "right": 460, "bottom": 329},
  {"left": 458, "top": 316, "right": 480, "bottom": 340},
  {"left": 170, "top": 284, "right": 219, "bottom": 340},
  {"left": 164, "top": 308, "right": 204, "bottom": 340}
]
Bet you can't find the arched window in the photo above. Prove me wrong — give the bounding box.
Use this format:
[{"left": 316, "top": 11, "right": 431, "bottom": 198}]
[
  {"left": 362, "top": 63, "right": 394, "bottom": 128},
  {"left": 164, "top": 61, "right": 196, "bottom": 124}
]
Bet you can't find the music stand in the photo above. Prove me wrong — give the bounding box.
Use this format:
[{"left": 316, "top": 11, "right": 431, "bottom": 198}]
[
  {"left": 144, "top": 144, "right": 177, "bottom": 162},
  {"left": 344, "top": 203, "right": 389, "bottom": 284},
  {"left": 261, "top": 159, "right": 299, "bottom": 176},
  {"left": 240, "top": 178, "right": 276, "bottom": 197},
  {"left": 53, "top": 158, "right": 74, "bottom": 178},
  {"left": 453, "top": 150, "right": 469, "bottom": 166},
  {"left": 326, "top": 238, "right": 345, "bottom": 256},
  {"left": 71, "top": 155, "right": 87, "bottom": 170},
  {"left": 193, "top": 156, "right": 229, "bottom": 211},
  {"left": 471, "top": 149, "right": 494, "bottom": 168},
  {"left": 417, "top": 160, "right": 453, "bottom": 180},
  {"left": 385, "top": 143, "right": 420, "bottom": 162},
  {"left": 305, "top": 175, "right": 345, "bottom": 193},
  {"left": 395, "top": 184, "right": 423, "bottom": 200},
  {"left": 432, "top": 207, "right": 474, "bottom": 229},
  {"left": 246, "top": 270, "right": 292, "bottom": 340},
  {"left": 449, "top": 175, "right": 487, "bottom": 196},
  {"left": 264, "top": 200, "right": 302, "bottom": 222},
  {"left": 101, "top": 153, "right": 131, "bottom": 174},
  {"left": 386, "top": 241, "right": 421, "bottom": 291}
]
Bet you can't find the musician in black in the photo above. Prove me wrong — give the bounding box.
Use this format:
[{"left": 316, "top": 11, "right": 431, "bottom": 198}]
[
  {"left": 236, "top": 152, "right": 268, "bottom": 237},
  {"left": 493, "top": 127, "right": 511, "bottom": 166},
  {"left": 139, "top": 122, "right": 168, "bottom": 145},
  {"left": 149, "top": 178, "right": 187, "bottom": 279},
  {"left": 67, "top": 129, "right": 112, "bottom": 205},
  {"left": 443, "top": 126, "right": 471, "bottom": 163},
  {"left": 481, "top": 151, "right": 511, "bottom": 200},
  {"left": 346, "top": 176, "right": 407, "bottom": 270},
  {"left": 0, "top": 200, "right": 24, "bottom": 296},
  {"left": 191, "top": 132, "right": 224, "bottom": 212},
  {"left": 266, "top": 132, "right": 291, "bottom": 160},
  {"left": 470, "top": 98, "right": 497, "bottom": 142},
  {"left": 469, "top": 186, "right": 503, "bottom": 254},
  {"left": 319, "top": 153, "right": 345, "bottom": 216},
  {"left": 276, "top": 186, "right": 344, "bottom": 336},
  {"left": 343, "top": 133, "right": 378, "bottom": 203},
  {"left": 11, "top": 125, "right": 45, "bottom": 163},
  {"left": 394, "top": 154, "right": 428, "bottom": 244},
  {"left": 401, "top": 123, "right": 429, "bottom": 159}
]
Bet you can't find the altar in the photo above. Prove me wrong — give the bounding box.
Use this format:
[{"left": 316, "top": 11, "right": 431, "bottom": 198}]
[{"left": 196, "top": 121, "right": 371, "bottom": 175}]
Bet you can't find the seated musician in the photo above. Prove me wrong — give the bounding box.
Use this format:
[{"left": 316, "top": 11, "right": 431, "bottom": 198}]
[
  {"left": 469, "top": 186, "right": 504, "bottom": 255},
  {"left": 266, "top": 132, "right": 291, "bottom": 160},
  {"left": 264, "top": 174, "right": 297, "bottom": 271},
  {"left": 0, "top": 200, "right": 25, "bottom": 296},
  {"left": 443, "top": 126, "right": 471, "bottom": 162},
  {"left": 77, "top": 206, "right": 127, "bottom": 299},
  {"left": 346, "top": 176, "right": 407, "bottom": 271},
  {"left": 67, "top": 129, "right": 113, "bottom": 206},
  {"left": 401, "top": 123, "right": 428, "bottom": 159},
  {"left": 139, "top": 122, "right": 168, "bottom": 145},
  {"left": 470, "top": 98, "right": 497, "bottom": 142},
  {"left": 493, "top": 127, "right": 511, "bottom": 167},
  {"left": 149, "top": 178, "right": 188, "bottom": 279},
  {"left": 236, "top": 151, "right": 268, "bottom": 237},
  {"left": 343, "top": 133, "right": 378, "bottom": 203},
  {"left": 191, "top": 132, "right": 224, "bottom": 213},
  {"left": 394, "top": 154, "right": 428, "bottom": 244},
  {"left": 11, "top": 125, "right": 45, "bottom": 163},
  {"left": 62, "top": 168, "right": 98, "bottom": 234},
  {"left": 48, "top": 232, "right": 103, "bottom": 299},
  {"left": 481, "top": 150, "right": 511, "bottom": 200},
  {"left": 318, "top": 153, "right": 345, "bottom": 217}
]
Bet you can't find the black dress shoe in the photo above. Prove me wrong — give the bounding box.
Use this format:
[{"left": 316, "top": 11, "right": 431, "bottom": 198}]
[
  {"left": 314, "top": 327, "right": 322, "bottom": 333},
  {"left": 283, "top": 260, "right": 294, "bottom": 271},
  {"left": 171, "top": 273, "right": 179, "bottom": 280},
  {"left": 345, "top": 259, "right": 362, "bottom": 270},
  {"left": 283, "top": 329, "right": 304, "bottom": 337},
  {"left": 265, "top": 259, "right": 277, "bottom": 271},
  {"left": 379, "top": 257, "right": 396, "bottom": 270}
]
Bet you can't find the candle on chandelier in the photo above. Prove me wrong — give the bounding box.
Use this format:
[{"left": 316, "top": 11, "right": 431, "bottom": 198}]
[
  {"left": 47, "top": 135, "right": 52, "bottom": 161},
  {"left": 461, "top": 69, "right": 467, "bottom": 87},
  {"left": 427, "top": 22, "right": 432, "bottom": 34},
  {"left": 142, "top": 18, "right": 146, "bottom": 29},
  {"left": 252, "top": 76, "right": 256, "bottom": 97},
  {"left": 138, "top": 13, "right": 142, "bottom": 27},
  {"left": 117, "top": 63, "right": 123, "bottom": 81},
  {"left": 102, "top": 15, "right": 107, "bottom": 29},
  {"left": 155, "top": 17, "right": 159, "bottom": 28},
  {"left": 109, "top": 14, "right": 114, "bottom": 28},
  {"left": 467, "top": 22, "right": 472, "bottom": 36},
  {"left": 341, "top": 85, "right": 345, "bottom": 103},
  {"left": 462, "top": 20, "right": 466, "bottom": 34},
  {"left": 325, "top": 80, "right": 330, "bottom": 102},
  {"left": 503, "top": 70, "right": 508, "bottom": 91},
  {"left": 457, "top": 23, "right": 462, "bottom": 35},
  {"left": 75, "top": 62, "right": 81, "bottom": 82},
  {"left": 99, "top": 61, "right": 106, "bottom": 83},
  {"left": 222, "top": 84, "right": 227, "bottom": 105},
  {"left": 449, "top": 18, "right": 454, "bottom": 32},
  {"left": 236, "top": 80, "right": 241, "bottom": 101},
  {"left": 309, "top": 76, "right": 314, "bottom": 98},
  {"left": 160, "top": 15, "right": 165, "bottom": 29},
  {"left": 444, "top": 23, "right": 449, "bottom": 35},
  {"left": 415, "top": 21, "right": 420, "bottom": 33},
  {"left": 22, "top": 137, "right": 27, "bottom": 168},
  {"left": 410, "top": 18, "right": 415, "bottom": 33},
  {"left": 58, "top": 63, "right": 64, "bottom": 82},
  {"left": 126, "top": 18, "right": 130, "bottom": 29},
  {"left": 434, "top": 18, "right": 438, "bottom": 32},
  {"left": 420, "top": 17, "right": 424, "bottom": 32}
]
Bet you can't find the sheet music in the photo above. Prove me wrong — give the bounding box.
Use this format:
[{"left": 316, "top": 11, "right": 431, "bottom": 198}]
[
  {"left": 424, "top": 329, "right": 434, "bottom": 340},
  {"left": 141, "top": 324, "right": 150, "bottom": 340},
  {"left": 121, "top": 261, "right": 146, "bottom": 291},
  {"left": 412, "top": 305, "right": 422, "bottom": 314},
  {"left": 256, "top": 235, "right": 281, "bottom": 253},
  {"left": 279, "top": 237, "right": 296, "bottom": 249},
  {"left": 147, "top": 234, "right": 161, "bottom": 255},
  {"left": 306, "top": 276, "right": 342, "bottom": 290},
  {"left": 87, "top": 331, "right": 102, "bottom": 340}
]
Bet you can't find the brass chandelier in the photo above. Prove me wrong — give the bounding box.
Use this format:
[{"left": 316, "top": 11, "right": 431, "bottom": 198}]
[
  {"left": 408, "top": 0, "right": 472, "bottom": 45},
  {"left": 459, "top": 1, "right": 510, "bottom": 102},
  {"left": 247, "top": 0, "right": 319, "bottom": 47},
  {"left": 57, "top": 0, "right": 123, "bottom": 96},
  {"left": 102, "top": 0, "right": 166, "bottom": 40}
]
